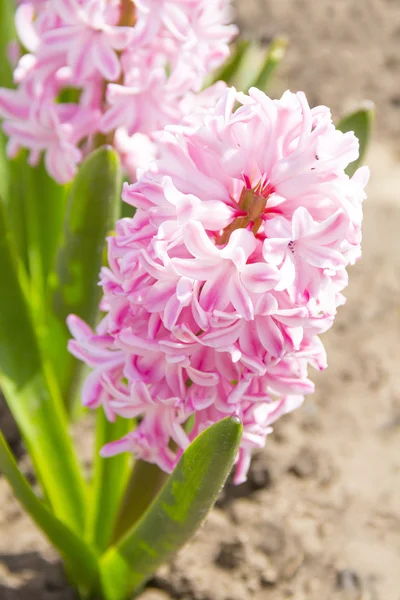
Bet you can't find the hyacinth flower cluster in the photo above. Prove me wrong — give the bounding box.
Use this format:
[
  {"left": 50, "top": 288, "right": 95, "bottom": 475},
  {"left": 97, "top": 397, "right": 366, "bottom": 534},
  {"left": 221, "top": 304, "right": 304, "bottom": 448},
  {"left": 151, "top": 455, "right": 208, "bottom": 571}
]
[
  {"left": 0, "top": 0, "right": 237, "bottom": 183},
  {"left": 68, "top": 87, "right": 369, "bottom": 484}
]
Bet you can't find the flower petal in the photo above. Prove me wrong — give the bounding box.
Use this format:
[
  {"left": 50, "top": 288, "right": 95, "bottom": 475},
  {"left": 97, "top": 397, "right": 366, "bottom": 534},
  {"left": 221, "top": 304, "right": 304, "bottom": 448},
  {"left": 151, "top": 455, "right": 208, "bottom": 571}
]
[{"left": 241, "top": 262, "right": 279, "bottom": 293}]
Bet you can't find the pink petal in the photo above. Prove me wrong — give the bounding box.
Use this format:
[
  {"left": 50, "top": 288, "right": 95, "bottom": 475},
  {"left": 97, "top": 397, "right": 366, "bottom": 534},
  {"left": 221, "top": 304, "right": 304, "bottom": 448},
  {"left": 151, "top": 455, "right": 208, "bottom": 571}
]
[
  {"left": 68, "top": 34, "right": 94, "bottom": 81},
  {"left": 0, "top": 89, "right": 29, "bottom": 120},
  {"left": 186, "top": 367, "right": 219, "bottom": 387},
  {"left": 42, "top": 26, "right": 83, "bottom": 51},
  {"left": 100, "top": 436, "right": 132, "bottom": 457},
  {"left": 44, "top": 144, "right": 81, "bottom": 185},
  {"left": 176, "top": 277, "right": 194, "bottom": 304},
  {"left": 81, "top": 369, "right": 105, "bottom": 409},
  {"left": 306, "top": 210, "right": 348, "bottom": 245},
  {"left": 101, "top": 103, "right": 131, "bottom": 134},
  {"left": 263, "top": 238, "right": 290, "bottom": 266},
  {"left": 229, "top": 273, "right": 254, "bottom": 320},
  {"left": 15, "top": 4, "right": 40, "bottom": 52},
  {"left": 241, "top": 262, "right": 279, "bottom": 293},
  {"left": 66, "top": 314, "right": 93, "bottom": 341},
  {"left": 291, "top": 207, "right": 314, "bottom": 240},
  {"left": 93, "top": 35, "right": 121, "bottom": 81},
  {"left": 233, "top": 448, "right": 251, "bottom": 484},
  {"left": 256, "top": 315, "right": 285, "bottom": 357},
  {"left": 143, "top": 280, "right": 176, "bottom": 312},
  {"left": 275, "top": 255, "right": 296, "bottom": 291},
  {"left": 106, "top": 26, "right": 135, "bottom": 50},
  {"left": 200, "top": 268, "right": 231, "bottom": 313},
  {"left": 221, "top": 229, "right": 257, "bottom": 264},
  {"left": 183, "top": 221, "right": 219, "bottom": 259},
  {"left": 163, "top": 294, "right": 183, "bottom": 330},
  {"left": 301, "top": 244, "right": 347, "bottom": 269},
  {"left": 54, "top": 0, "right": 82, "bottom": 24},
  {"left": 202, "top": 319, "right": 242, "bottom": 348},
  {"left": 172, "top": 257, "right": 218, "bottom": 280}
]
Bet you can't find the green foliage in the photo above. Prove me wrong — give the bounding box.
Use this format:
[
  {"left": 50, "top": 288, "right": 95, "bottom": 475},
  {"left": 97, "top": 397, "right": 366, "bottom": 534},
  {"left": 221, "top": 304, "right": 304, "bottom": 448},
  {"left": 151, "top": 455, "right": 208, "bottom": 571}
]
[
  {"left": 212, "top": 39, "right": 252, "bottom": 84},
  {"left": 0, "top": 429, "right": 99, "bottom": 595},
  {"left": 215, "top": 37, "right": 287, "bottom": 93},
  {"left": 7, "top": 154, "right": 68, "bottom": 306},
  {"left": 100, "top": 417, "right": 243, "bottom": 600},
  {"left": 49, "top": 147, "right": 121, "bottom": 409},
  {"left": 247, "top": 37, "right": 288, "bottom": 92},
  {"left": 0, "top": 0, "right": 16, "bottom": 89},
  {"left": 0, "top": 199, "right": 86, "bottom": 531}
]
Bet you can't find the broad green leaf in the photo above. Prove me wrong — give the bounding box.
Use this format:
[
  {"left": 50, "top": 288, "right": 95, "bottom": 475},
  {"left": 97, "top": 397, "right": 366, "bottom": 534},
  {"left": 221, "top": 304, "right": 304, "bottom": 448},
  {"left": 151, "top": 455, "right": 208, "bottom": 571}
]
[
  {"left": 87, "top": 413, "right": 133, "bottom": 553},
  {"left": 5, "top": 155, "right": 68, "bottom": 313},
  {"left": 0, "top": 429, "right": 99, "bottom": 594},
  {"left": 1, "top": 152, "right": 28, "bottom": 271},
  {"left": 0, "top": 0, "right": 16, "bottom": 89},
  {"left": 0, "top": 200, "right": 86, "bottom": 531},
  {"left": 49, "top": 146, "right": 121, "bottom": 407},
  {"left": 211, "top": 39, "right": 252, "bottom": 84},
  {"left": 28, "top": 160, "right": 68, "bottom": 283},
  {"left": 337, "top": 103, "right": 374, "bottom": 177},
  {"left": 100, "top": 417, "right": 243, "bottom": 600},
  {"left": 246, "top": 37, "right": 288, "bottom": 93},
  {"left": 111, "top": 460, "right": 168, "bottom": 545}
]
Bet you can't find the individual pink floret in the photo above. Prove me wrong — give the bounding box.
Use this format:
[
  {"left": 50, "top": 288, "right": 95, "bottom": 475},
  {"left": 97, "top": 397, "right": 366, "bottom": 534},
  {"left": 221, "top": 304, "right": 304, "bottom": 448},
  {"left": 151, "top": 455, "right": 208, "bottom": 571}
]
[{"left": 68, "top": 87, "right": 368, "bottom": 483}]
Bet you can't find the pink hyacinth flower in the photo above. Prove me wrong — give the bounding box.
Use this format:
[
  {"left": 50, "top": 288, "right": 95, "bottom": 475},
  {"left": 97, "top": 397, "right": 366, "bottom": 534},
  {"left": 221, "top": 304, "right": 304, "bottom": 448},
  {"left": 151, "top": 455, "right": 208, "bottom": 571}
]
[
  {"left": 68, "top": 87, "right": 368, "bottom": 481},
  {"left": 1, "top": 0, "right": 237, "bottom": 183}
]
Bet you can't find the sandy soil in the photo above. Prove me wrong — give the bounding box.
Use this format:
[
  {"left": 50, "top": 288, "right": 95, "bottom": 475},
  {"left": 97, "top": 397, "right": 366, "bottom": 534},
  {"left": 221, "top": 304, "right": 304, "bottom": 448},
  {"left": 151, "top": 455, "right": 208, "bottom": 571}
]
[
  {"left": 236, "top": 0, "right": 400, "bottom": 147},
  {"left": 1, "top": 1, "right": 400, "bottom": 599}
]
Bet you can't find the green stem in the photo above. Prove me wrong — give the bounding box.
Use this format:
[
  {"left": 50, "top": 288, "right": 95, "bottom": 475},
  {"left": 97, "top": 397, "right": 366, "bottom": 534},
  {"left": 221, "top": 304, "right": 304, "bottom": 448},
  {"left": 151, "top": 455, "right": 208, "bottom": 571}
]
[
  {"left": 86, "top": 413, "right": 133, "bottom": 553},
  {"left": 111, "top": 461, "right": 168, "bottom": 544}
]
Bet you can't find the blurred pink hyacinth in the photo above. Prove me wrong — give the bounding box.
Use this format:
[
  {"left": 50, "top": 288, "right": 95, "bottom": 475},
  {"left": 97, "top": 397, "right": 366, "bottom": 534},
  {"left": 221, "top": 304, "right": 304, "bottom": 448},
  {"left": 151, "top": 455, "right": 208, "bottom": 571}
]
[
  {"left": 0, "top": 0, "right": 237, "bottom": 183},
  {"left": 68, "top": 87, "right": 368, "bottom": 483}
]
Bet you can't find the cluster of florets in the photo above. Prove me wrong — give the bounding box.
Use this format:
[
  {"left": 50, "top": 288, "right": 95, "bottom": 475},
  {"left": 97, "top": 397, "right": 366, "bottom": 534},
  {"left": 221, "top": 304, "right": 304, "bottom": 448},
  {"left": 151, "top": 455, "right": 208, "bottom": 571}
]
[
  {"left": 0, "top": 0, "right": 236, "bottom": 183},
  {"left": 68, "top": 87, "right": 368, "bottom": 483}
]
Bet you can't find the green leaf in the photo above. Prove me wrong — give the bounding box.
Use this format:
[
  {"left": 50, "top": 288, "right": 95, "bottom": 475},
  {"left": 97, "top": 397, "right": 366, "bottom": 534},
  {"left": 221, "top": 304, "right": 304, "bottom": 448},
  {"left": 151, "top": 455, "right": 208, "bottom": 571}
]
[
  {"left": 5, "top": 155, "right": 68, "bottom": 310},
  {"left": 28, "top": 160, "right": 69, "bottom": 283},
  {"left": 49, "top": 146, "right": 121, "bottom": 408},
  {"left": 0, "top": 199, "right": 86, "bottom": 532},
  {"left": 337, "top": 103, "right": 374, "bottom": 177},
  {"left": 86, "top": 413, "right": 133, "bottom": 553},
  {"left": 0, "top": 132, "right": 10, "bottom": 204},
  {"left": 211, "top": 39, "right": 252, "bottom": 84},
  {"left": 1, "top": 152, "right": 28, "bottom": 272},
  {"left": 223, "top": 38, "right": 287, "bottom": 94},
  {"left": 0, "top": 429, "right": 99, "bottom": 595},
  {"left": 100, "top": 417, "right": 243, "bottom": 600},
  {"left": 111, "top": 460, "right": 168, "bottom": 546},
  {"left": 247, "top": 37, "right": 288, "bottom": 92},
  {"left": 0, "top": 0, "right": 16, "bottom": 89}
]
